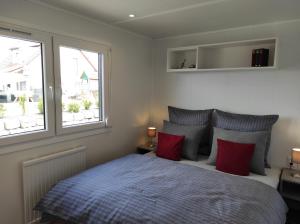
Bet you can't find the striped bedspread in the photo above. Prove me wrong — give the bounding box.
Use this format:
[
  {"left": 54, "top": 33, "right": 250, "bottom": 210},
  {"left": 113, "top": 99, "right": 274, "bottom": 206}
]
[{"left": 36, "top": 154, "right": 287, "bottom": 224}]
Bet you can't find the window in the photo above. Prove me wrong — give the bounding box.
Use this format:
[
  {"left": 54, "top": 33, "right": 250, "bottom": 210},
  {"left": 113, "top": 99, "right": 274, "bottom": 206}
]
[
  {"left": 53, "top": 35, "right": 110, "bottom": 135},
  {"left": 0, "top": 35, "right": 45, "bottom": 137},
  {"left": 0, "top": 23, "right": 110, "bottom": 146},
  {"left": 59, "top": 47, "right": 102, "bottom": 127},
  {"left": 0, "top": 25, "right": 55, "bottom": 146}
]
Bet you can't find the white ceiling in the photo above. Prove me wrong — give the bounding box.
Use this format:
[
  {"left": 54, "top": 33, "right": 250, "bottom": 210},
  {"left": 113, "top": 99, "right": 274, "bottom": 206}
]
[{"left": 32, "top": 0, "right": 300, "bottom": 39}]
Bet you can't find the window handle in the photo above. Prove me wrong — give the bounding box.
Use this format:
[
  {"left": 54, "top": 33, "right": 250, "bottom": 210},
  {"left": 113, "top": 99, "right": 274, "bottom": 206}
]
[
  {"left": 105, "top": 117, "right": 112, "bottom": 128},
  {"left": 49, "top": 86, "right": 54, "bottom": 100}
]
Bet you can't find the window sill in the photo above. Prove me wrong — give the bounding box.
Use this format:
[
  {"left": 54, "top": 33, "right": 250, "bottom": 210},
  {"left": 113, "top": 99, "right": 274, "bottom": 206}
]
[{"left": 0, "top": 127, "right": 112, "bottom": 156}]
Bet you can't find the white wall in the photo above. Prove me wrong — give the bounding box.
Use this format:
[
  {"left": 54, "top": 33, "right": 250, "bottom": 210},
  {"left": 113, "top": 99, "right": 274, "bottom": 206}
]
[
  {"left": 151, "top": 20, "right": 300, "bottom": 168},
  {"left": 0, "top": 1, "right": 153, "bottom": 224}
]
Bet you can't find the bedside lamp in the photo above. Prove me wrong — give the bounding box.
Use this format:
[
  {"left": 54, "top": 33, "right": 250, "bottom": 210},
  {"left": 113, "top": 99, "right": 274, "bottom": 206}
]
[
  {"left": 147, "top": 127, "right": 157, "bottom": 148},
  {"left": 291, "top": 148, "right": 300, "bottom": 178}
]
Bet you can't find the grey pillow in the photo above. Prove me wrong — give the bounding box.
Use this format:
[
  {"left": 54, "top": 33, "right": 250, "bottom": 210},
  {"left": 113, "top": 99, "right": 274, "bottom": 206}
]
[
  {"left": 163, "top": 120, "right": 207, "bottom": 161},
  {"left": 168, "top": 106, "right": 213, "bottom": 126},
  {"left": 208, "top": 127, "right": 268, "bottom": 175},
  {"left": 168, "top": 106, "right": 213, "bottom": 155},
  {"left": 214, "top": 110, "right": 278, "bottom": 167}
]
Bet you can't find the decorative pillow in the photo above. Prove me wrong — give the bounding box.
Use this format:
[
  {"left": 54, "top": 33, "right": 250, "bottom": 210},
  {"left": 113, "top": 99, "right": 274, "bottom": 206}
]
[
  {"left": 163, "top": 121, "right": 207, "bottom": 161},
  {"left": 214, "top": 109, "right": 279, "bottom": 167},
  {"left": 156, "top": 132, "right": 185, "bottom": 161},
  {"left": 208, "top": 127, "right": 268, "bottom": 175},
  {"left": 168, "top": 106, "right": 213, "bottom": 155},
  {"left": 216, "top": 139, "right": 255, "bottom": 176}
]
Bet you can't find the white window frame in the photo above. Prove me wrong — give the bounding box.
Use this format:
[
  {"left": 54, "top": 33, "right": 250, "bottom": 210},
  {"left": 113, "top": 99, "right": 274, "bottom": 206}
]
[
  {"left": 0, "top": 23, "right": 55, "bottom": 146},
  {"left": 53, "top": 35, "right": 111, "bottom": 135}
]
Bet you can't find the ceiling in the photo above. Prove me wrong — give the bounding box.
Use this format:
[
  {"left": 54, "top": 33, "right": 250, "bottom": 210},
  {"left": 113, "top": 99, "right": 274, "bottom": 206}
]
[{"left": 32, "top": 0, "right": 300, "bottom": 39}]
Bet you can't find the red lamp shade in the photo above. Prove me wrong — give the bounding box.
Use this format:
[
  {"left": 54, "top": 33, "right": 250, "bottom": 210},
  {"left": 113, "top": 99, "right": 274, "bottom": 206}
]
[{"left": 147, "top": 127, "right": 157, "bottom": 138}]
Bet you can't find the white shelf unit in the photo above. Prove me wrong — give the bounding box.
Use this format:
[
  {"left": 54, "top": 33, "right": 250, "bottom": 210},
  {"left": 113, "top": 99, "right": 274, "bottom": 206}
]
[
  {"left": 167, "top": 46, "right": 198, "bottom": 71},
  {"left": 167, "top": 38, "right": 278, "bottom": 72}
]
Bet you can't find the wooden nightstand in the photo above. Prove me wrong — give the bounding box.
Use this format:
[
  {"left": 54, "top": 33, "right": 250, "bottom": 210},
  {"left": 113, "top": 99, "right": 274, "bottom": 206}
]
[
  {"left": 279, "top": 168, "right": 300, "bottom": 224},
  {"left": 137, "top": 144, "right": 156, "bottom": 154}
]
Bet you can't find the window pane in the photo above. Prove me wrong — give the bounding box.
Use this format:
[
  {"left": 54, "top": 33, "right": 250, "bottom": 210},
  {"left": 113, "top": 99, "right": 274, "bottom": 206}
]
[
  {"left": 0, "top": 35, "right": 45, "bottom": 137},
  {"left": 59, "top": 46, "right": 102, "bottom": 127}
]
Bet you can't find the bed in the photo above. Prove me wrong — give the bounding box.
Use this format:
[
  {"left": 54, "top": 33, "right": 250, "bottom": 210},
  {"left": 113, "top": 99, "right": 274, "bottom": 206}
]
[{"left": 36, "top": 153, "right": 287, "bottom": 224}]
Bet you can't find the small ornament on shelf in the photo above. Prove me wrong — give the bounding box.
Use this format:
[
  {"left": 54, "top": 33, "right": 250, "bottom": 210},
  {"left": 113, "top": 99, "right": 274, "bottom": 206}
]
[{"left": 180, "top": 59, "right": 186, "bottom": 69}]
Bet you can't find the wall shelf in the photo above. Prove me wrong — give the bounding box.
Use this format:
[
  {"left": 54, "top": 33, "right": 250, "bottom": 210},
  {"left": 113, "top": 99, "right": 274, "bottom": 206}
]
[{"left": 167, "top": 38, "right": 278, "bottom": 72}]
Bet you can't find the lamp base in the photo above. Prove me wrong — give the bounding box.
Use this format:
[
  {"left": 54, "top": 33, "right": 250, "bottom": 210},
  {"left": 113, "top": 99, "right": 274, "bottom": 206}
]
[
  {"left": 147, "top": 136, "right": 156, "bottom": 149},
  {"left": 147, "top": 142, "right": 156, "bottom": 149},
  {"left": 292, "top": 173, "right": 300, "bottom": 178}
]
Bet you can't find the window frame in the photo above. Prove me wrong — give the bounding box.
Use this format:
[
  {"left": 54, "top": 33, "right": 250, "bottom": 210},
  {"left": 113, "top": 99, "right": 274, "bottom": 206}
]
[
  {"left": 53, "top": 35, "right": 111, "bottom": 135},
  {"left": 0, "top": 23, "right": 55, "bottom": 146}
]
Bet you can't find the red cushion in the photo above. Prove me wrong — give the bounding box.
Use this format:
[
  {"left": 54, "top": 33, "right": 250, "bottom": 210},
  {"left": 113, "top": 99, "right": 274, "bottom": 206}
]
[
  {"left": 216, "top": 139, "right": 255, "bottom": 176},
  {"left": 156, "top": 132, "right": 185, "bottom": 161}
]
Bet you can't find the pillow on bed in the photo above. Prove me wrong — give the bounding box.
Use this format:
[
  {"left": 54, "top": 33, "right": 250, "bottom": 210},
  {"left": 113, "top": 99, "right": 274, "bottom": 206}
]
[
  {"left": 216, "top": 139, "right": 255, "bottom": 176},
  {"left": 214, "top": 109, "right": 279, "bottom": 167},
  {"left": 156, "top": 132, "right": 185, "bottom": 161},
  {"left": 208, "top": 127, "right": 268, "bottom": 175},
  {"left": 163, "top": 120, "right": 207, "bottom": 161},
  {"left": 168, "top": 106, "right": 213, "bottom": 155},
  {"left": 168, "top": 106, "right": 213, "bottom": 126}
]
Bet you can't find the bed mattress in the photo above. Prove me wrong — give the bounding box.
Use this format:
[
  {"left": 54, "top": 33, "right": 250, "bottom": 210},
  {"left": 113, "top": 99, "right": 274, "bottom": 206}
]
[{"left": 146, "top": 151, "right": 281, "bottom": 189}]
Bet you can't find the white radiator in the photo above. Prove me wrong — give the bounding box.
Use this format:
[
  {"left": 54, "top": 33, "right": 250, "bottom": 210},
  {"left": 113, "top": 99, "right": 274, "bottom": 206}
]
[{"left": 22, "top": 146, "right": 86, "bottom": 224}]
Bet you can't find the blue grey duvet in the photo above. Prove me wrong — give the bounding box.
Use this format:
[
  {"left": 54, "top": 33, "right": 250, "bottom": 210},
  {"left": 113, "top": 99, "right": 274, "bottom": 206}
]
[{"left": 36, "top": 154, "right": 287, "bottom": 224}]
